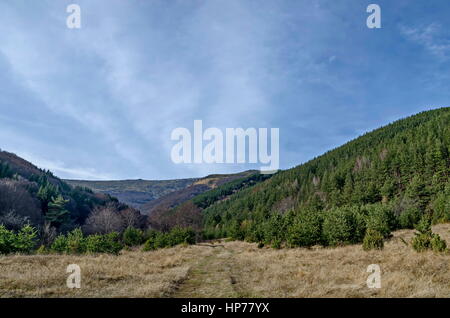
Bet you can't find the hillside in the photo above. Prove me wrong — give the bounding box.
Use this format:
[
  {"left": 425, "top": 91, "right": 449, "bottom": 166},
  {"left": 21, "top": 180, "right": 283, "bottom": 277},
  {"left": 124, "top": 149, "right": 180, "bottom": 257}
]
[
  {"left": 146, "top": 171, "right": 271, "bottom": 231},
  {"left": 0, "top": 150, "right": 141, "bottom": 232},
  {"left": 200, "top": 107, "right": 450, "bottom": 243},
  {"left": 64, "top": 178, "right": 197, "bottom": 209}
]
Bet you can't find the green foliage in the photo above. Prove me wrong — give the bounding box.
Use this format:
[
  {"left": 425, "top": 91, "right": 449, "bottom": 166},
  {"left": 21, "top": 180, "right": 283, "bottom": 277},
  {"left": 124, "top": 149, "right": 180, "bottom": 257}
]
[
  {"left": 202, "top": 108, "right": 450, "bottom": 248},
  {"left": 0, "top": 161, "right": 13, "bottom": 179},
  {"left": 36, "top": 245, "right": 48, "bottom": 254},
  {"left": 0, "top": 224, "right": 37, "bottom": 254},
  {"left": 143, "top": 227, "right": 196, "bottom": 251},
  {"left": 122, "top": 227, "right": 144, "bottom": 246},
  {"left": 0, "top": 225, "right": 16, "bottom": 254},
  {"left": 431, "top": 187, "right": 450, "bottom": 224},
  {"left": 37, "top": 180, "right": 60, "bottom": 213},
  {"left": 287, "top": 210, "right": 322, "bottom": 247},
  {"left": 398, "top": 204, "right": 422, "bottom": 229},
  {"left": 14, "top": 225, "right": 38, "bottom": 253},
  {"left": 430, "top": 234, "right": 447, "bottom": 253},
  {"left": 362, "top": 229, "right": 384, "bottom": 251},
  {"left": 86, "top": 232, "right": 123, "bottom": 255},
  {"left": 46, "top": 195, "right": 70, "bottom": 228},
  {"left": 364, "top": 204, "right": 396, "bottom": 238},
  {"left": 66, "top": 228, "right": 86, "bottom": 253},
  {"left": 50, "top": 235, "right": 68, "bottom": 253},
  {"left": 192, "top": 173, "right": 271, "bottom": 209},
  {"left": 411, "top": 233, "right": 432, "bottom": 252},
  {"left": 322, "top": 207, "right": 357, "bottom": 246},
  {"left": 50, "top": 229, "right": 123, "bottom": 255},
  {"left": 411, "top": 215, "right": 447, "bottom": 253}
]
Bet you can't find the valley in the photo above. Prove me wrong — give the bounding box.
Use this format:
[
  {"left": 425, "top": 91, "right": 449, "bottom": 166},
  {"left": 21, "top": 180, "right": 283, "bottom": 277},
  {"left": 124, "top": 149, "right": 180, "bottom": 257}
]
[{"left": 1, "top": 224, "right": 449, "bottom": 298}]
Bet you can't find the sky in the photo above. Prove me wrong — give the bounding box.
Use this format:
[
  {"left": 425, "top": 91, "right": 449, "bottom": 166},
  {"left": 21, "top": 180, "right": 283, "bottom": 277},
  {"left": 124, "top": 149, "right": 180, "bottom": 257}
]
[{"left": 0, "top": 0, "right": 449, "bottom": 180}]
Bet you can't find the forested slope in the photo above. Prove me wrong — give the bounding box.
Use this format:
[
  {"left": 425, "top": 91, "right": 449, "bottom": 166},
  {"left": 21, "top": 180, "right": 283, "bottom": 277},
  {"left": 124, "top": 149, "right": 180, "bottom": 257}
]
[
  {"left": 0, "top": 150, "right": 140, "bottom": 233},
  {"left": 202, "top": 107, "right": 450, "bottom": 246}
]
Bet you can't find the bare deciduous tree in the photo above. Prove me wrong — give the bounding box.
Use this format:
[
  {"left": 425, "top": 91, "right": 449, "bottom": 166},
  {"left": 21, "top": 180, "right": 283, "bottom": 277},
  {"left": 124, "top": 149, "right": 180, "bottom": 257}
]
[
  {"left": 0, "top": 179, "right": 43, "bottom": 229},
  {"left": 119, "top": 208, "right": 143, "bottom": 229},
  {"left": 83, "top": 203, "right": 124, "bottom": 234}
]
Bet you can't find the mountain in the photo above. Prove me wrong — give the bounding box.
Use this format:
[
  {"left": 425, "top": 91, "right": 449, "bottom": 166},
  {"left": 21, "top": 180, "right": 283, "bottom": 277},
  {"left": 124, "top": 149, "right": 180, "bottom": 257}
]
[
  {"left": 64, "top": 178, "right": 197, "bottom": 209},
  {"left": 0, "top": 150, "right": 140, "bottom": 232},
  {"left": 199, "top": 107, "right": 450, "bottom": 242},
  {"left": 144, "top": 170, "right": 271, "bottom": 231}
]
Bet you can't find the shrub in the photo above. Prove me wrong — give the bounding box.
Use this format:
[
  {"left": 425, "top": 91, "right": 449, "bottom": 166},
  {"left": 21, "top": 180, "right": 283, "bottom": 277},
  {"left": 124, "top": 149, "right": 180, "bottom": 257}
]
[
  {"left": 431, "top": 191, "right": 450, "bottom": 224},
  {"left": 14, "top": 225, "right": 38, "bottom": 253},
  {"left": 85, "top": 234, "right": 104, "bottom": 253},
  {"left": 322, "top": 207, "right": 356, "bottom": 246},
  {"left": 398, "top": 205, "right": 422, "bottom": 229},
  {"left": 51, "top": 235, "right": 68, "bottom": 253},
  {"left": 0, "top": 225, "right": 15, "bottom": 254},
  {"left": 0, "top": 224, "right": 37, "bottom": 254},
  {"left": 142, "top": 227, "right": 196, "bottom": 251},
  {"left": 365, "top": 204, "right": 395, "bottom": 238},
  {"left": 96, "top": 232, "right": 123, "bottom": 255},
  {"left": 66, "top": 228, "right": 86, "bottom": 254},
  {"left": 412, "top": 233, "right": 431, "bottom": 252},
  {"left": 430, "top": 234, "right": 447, "bottom": 253},
  {"left": 167, "top": 227, "right": 196, "bottom": 246},
  {"left": 287, "top": 211, "right": 322, "bottom": 247},
  {"left": 261, "top": 214, "right": 287, "bottom": 245},
  {"left": 142, "top": 237, "right": 157, "bottom": 251},
  {"left": 362, "top": 229, "right": 384, "bottom": 251},
  {"left": 271, "top": 238, "right": 282, "bottom": 249},
  {"left": 122, "top": 227, "right": 144, "bottom": 247},
  {"left": 50, "top": 230, "right": 123, "bottom": 255},
  {"left": 411, "top": 214, "right": 447, "bottom": 253},
  {"left": 36, "top": 245, "right": 48, "bottom": 254}
]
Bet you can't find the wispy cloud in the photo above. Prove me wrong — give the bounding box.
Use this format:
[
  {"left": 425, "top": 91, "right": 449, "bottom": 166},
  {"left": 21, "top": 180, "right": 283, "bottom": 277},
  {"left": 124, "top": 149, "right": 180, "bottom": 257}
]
[
  {"left": 400, "top": 23, "right": 450, "bottom": 61},
  {"left": 0, "top": 1, "right": 449, "bottom": 180}
]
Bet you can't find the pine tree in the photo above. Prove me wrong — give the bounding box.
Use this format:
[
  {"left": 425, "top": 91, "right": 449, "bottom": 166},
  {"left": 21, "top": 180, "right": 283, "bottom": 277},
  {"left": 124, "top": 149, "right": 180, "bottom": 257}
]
[
  {"left": 37, "top": 181, "right": 59, "bottom": 213},
  {"left": 46, "top": 195, "right": 70, "bottom": 228}
]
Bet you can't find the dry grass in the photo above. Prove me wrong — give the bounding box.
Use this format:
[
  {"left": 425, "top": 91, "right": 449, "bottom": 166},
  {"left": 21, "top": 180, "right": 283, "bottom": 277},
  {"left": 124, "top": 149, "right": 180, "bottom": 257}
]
[{"left": 0, "top": 224, "right": 449, "bottom": 298}]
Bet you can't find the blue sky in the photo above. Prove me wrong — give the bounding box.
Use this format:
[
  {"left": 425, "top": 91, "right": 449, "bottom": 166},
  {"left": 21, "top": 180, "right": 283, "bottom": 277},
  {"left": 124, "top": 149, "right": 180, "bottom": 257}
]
[{"left": 0, "top": 0, "right": 449, "bottom": 180}]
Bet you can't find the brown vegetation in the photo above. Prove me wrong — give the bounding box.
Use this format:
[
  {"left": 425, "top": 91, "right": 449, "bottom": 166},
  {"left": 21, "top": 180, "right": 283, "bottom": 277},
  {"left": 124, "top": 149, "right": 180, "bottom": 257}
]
[{"left": 0, "top": 224, "right": 448, "bottom": 298}]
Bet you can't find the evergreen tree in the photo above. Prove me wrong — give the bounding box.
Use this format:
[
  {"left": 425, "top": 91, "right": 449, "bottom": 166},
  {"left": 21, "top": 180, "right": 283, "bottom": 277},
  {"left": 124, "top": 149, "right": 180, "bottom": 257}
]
[{"left": 46, "top": 195, "right": 70, "bottom": 228}]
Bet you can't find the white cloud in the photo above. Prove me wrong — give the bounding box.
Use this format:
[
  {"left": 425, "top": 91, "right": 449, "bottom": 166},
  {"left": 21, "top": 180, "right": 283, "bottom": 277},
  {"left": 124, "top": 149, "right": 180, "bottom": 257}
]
[{"left": 400, "top": 23, "right": 450, "bottom": 61}]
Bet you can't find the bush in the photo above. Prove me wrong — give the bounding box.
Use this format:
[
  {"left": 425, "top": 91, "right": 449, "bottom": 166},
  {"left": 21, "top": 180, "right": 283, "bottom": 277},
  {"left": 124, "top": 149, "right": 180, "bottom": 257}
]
[
  {"left": 411, "top": 214, "right": 447, "bottom": 253},
  {"left": 122, "top": 227, "right": 144, "bottom": 247},
  {"left": 167, "top": 227, "right": 196, "bottom": 246},
  {"left": 287, "top": 210, "right": 322, "bottom": 247},
  {"left": 0, "top": 225, "right": 15, "bottom": 254},
  {"left": 0, "top": 224, "right": 37, "bottom": 254},
  {"left": 364, "top": 204, "right": 396, "bottom": 238},
  {"left": 261, "top": 214, "right": 287, "bottom": 245},
  {"left": 50, "top": 229, "right": 123, "bottom": 255},
  {"left": 271, "top": 238, "right": 282, "bottom": 249},
  {"left": 431, "top": 191, "right": 450, "bottom": 224},
  {"left": 322, "top": 207, "right": 356, "bottom": 246},
  {"left": 95, "top": 232, "right": 123, "bottom": 255},
  {"left": 14, "top": 225, "right": 38, "bottom": 253},
  {"left": 412, "top": 233, "right": 431, "bottom": 252},
  {"left": 142, "top": 227, "right": 196, "bottom": 251},
  {"left": 398, "top": 206, "right": 422, "bottom": 229},
  {"left": 51, "top": 234, "right": 68, "bottom": 253},
  {"left": 36, "top": 245, "right": 48, "bottom": 254},
  {"left": 362, "top": 229, "right": 384, "bottom": 251},
  {"left": 142, "top": 236, "right": 157, "bottom": 251},
  {"left": 430, "top": 234, "right": 447, "bottom": 253},
  {"left": 66, "top": 228, "right": 86, "bottom": 254}
]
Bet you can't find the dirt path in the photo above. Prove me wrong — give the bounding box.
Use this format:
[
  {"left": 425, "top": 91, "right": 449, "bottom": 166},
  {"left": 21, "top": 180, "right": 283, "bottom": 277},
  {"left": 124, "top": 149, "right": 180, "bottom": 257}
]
[{"left": 168, "top": 243, "right": 246, "bottom": 298}]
